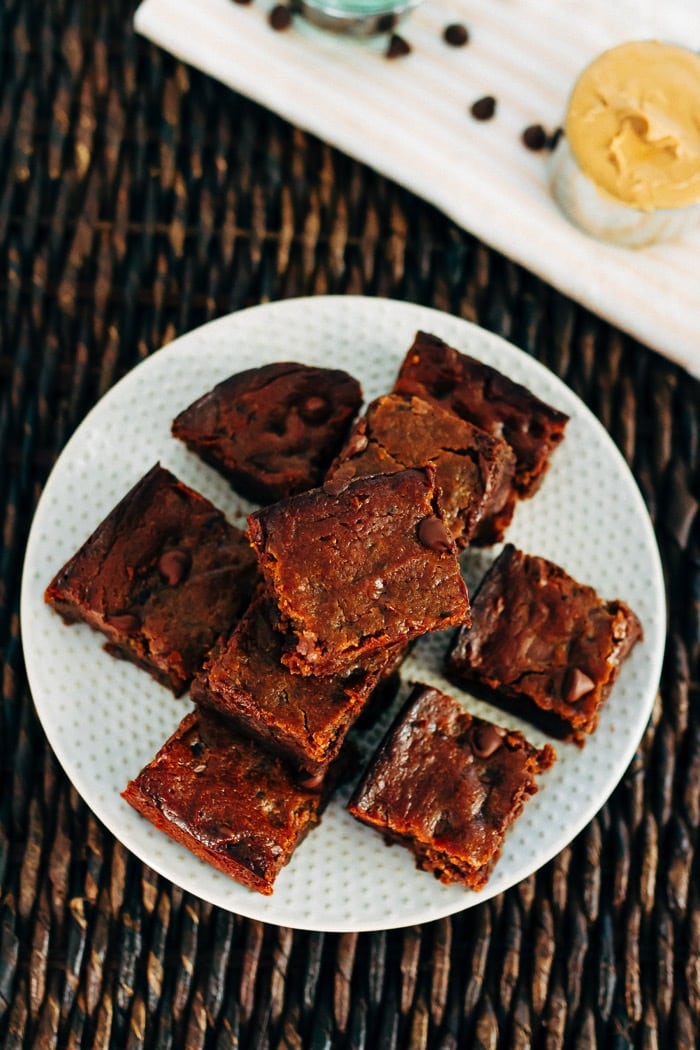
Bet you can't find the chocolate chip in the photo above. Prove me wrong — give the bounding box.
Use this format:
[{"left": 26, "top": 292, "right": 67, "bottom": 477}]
[
  {"left": 298, "top": 771, "right": 325, "bottom": 791},
  {"left": 158, "top": 548, "right": 191, "bottom": 586},
  {"left": 548, "top": 126, "right": 564, "bottom": 151},
  {"left": 386, "top": 33, "right": 411, "bottom": 59},
  {"left": 376, "top": 12, "right": 398, "bottom": 32},
  {"left": 470, "top": 95, "right": 497, "bottom": 121},
  {"left": 472, "top": 723, "right": 505, "bottom": 759},
  {"left": 268, "top": 4, "right": 292, "bottom": 30},
  {"left": 522, "top": 123, "right": 548, "bottom": 151},
  {"left": 299, "top": 395, "right": 331, "bottom": 423},
  {"left": 526, "top": 634, "right": 553, "bottom": 662},
  {"left": 564, "top": 667, "right": 595, "bottom": 704},
  {"left": 343, "top": 422, "right": 369, "bottom": 457},
  {"left": 417, "top": 515, "right": 454, "bottom": 553},
  {"left": 443, "top": 23, "right": 469, "bottom": 47},
  {"left": 106, "top": 611, "right": 140, "bottom": 633},
  {"left": 323, "top": 472, "right": 352, "bottom": 496}
]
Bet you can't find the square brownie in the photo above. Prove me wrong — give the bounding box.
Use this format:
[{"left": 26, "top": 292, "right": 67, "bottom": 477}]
[
  {"left": 247, "top": 467, "right": 471, "bottom": 677},
  {"left": 348, "top": 683, "right": 555, "bottom": 890},
  {"left": 325, "top": 393, "right": 517, "bottom": 547},
  {"left": 394, "top": 331, "right": 569, "bottom": 498},
  {"left": 190, "top": 590, "right": 406, "bottom": 778},
  {"left": 446, "top": 544, "right": 643, "bottom": 745},
  {"left": 122, "top": 707, "right": 339, "bottom": 894},
  {"left": 172, "top": 361, "right": 363, "bottom": 504},
  {"left": 45, "top": 464, "right": 258, "bottom": 695}
]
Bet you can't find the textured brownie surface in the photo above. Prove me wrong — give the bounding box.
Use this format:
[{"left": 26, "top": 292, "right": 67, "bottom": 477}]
[
  {"left": 348, "top": 684, "right": 555, "bottom": 889},
  {"left": 446, "top": 544, "right": 643, "bottom": 745},
  {"left": 247, "top": 468, "right": 471, "bottom": 677},
  {"left": 172, "top": 361, "right": 363, "bottom": 504},
  {"left": 45, "top": 464, "right": 258, "bottom": 694},
  {"left": 191, "top": 590, "right": 405, "bottom": 777},
  {"left": 394, "top": 331, "right": 569, "bottom": 497},
  {"left": 122, "top": 708, "right": 334, "bottom": 894},
  {"left": 326, "top": 393, "right": 517, "bottom": 547}
]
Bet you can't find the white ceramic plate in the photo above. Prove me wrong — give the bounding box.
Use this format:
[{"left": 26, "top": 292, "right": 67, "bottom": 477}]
[{"left": 21, "top": 296, "right": 665, "bottom": 932}]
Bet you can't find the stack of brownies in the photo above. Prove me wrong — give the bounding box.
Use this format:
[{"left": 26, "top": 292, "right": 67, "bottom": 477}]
[{"left": 45, "top": 334, "right": 642, "bottom": 895}]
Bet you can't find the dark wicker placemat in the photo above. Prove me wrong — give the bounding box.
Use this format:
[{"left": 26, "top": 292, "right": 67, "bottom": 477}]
[{"left": 1, "top": 1, "right": 699, "bottom": 1047}]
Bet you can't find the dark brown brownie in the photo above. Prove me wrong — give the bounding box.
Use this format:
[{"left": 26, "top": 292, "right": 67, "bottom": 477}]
[
  {"left": 394, "top": 331, "right": 569, "bottom": 497},
  {"left": 247, "top": 467, "right": 471, "bottom": 677},
  {"left": 172, "top": 361, "right": 363, "bottom": 504},
  {"left": 45, "top": 464, "right": 258, "bottom": 695},
  {"left": 446, "top": 544, "right": 643, "bottom": 745},
  {"left": 122, "top": 707, "right": 339, "bottom": 895},
  {"left": 326, "top": 393, "right": 517, "bottom": 547},
  {"left": 191, "top": 590, "right": 406, "bottom": 778},
  {"left": 348, "top": 683, "right": 555, "bottom": 889}
]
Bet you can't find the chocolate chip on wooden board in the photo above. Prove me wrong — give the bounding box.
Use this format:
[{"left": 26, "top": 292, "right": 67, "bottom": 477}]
[
  {"left": 386, "top": 33, "right": 412, "bottom": 58},
  {"left": 522, "top": 123, "right": 548, "bottom": 151},
  {"left": 268, "top": 3, "right": 292, "bottom": 30},
  {"left": 443, "top": 23, "right": 469, "bottom": 47},
  {"left": 470, "top": 95, "right": 497, "bottom": 121}
]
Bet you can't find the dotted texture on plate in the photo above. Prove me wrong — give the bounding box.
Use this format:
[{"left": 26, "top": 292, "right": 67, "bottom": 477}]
[{"left": 21, "top": 297, "right": 665, "bottom": 931}]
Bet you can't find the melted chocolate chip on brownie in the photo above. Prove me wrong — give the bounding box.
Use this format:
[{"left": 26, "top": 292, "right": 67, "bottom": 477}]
[
  {"left": 446, "top": 544, "right": 643, "bottom": 745},
  {"left": 172, "top": 362, "right": 362, "bottom": 504},
  {"left": 349, "top": 683, "right": 555, "bottom": 888},
  {"left": 45, "top": 464, "right": 257, "bottom": 694}
]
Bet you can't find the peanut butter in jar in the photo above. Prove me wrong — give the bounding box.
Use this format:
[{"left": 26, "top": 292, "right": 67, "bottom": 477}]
[{"left": 550, "top": 40, "right": 700, "bottom": 247}]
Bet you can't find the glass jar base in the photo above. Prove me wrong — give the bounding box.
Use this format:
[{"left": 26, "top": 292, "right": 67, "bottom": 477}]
[{"left": 297, "top": 0, "right": 421, "bottom": 36}]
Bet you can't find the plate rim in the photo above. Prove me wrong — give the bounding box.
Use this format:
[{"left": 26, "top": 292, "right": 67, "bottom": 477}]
[{"left": 20, "top": 294, "right": 666, "bottom": 932}]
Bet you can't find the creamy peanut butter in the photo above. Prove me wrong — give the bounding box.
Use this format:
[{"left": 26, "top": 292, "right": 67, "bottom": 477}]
[{"left": 565, "top": 41, "right": 700, "bottom": 212}]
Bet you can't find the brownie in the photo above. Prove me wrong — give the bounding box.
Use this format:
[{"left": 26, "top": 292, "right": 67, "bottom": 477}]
[
  {"left": 394, "top": 331, "right": 569, "bottom": 497},
  {"left": 172, "top": 361, "right": 363, "bottom": 504},
  {"left": 348, "top": 683, "right": 555, "bottom": 889},
  {"left": 446, "top": 544, "right": 643, "bottom": 745},
  {"left": 45, "top": 464, "right": 258, "bottom": 695},
  {"left": 247, "top": 467, "right": 471, "bottom": 677},
  {"left": 191, "top": 590, "right": 406, "bottom": 778},
  {"left": 122, "top": 707, "right": 339, "bottom": 895},
  {"left": 326, "top": 393, "right": 517, "bottom": 547}
]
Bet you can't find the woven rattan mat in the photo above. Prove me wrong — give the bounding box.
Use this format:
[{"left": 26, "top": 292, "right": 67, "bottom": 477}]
[{"left": 1, "top": 2, "right": 699, "bottom": 1047}]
